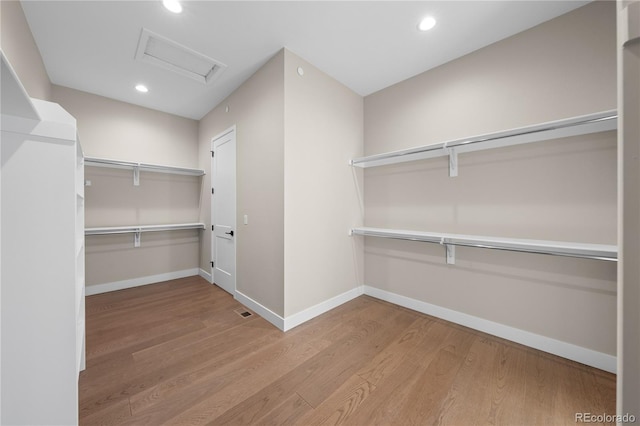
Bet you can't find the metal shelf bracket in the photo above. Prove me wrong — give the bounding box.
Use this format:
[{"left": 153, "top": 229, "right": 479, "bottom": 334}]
[
  {"left": 446, "top": 146, "right": 458, "bottom": 177},
  {"left": 133, "top": 164, "right": 140, "bottom": 186},
  {"left": 134, "top": 228, "right": 141, "bottom": 247}
]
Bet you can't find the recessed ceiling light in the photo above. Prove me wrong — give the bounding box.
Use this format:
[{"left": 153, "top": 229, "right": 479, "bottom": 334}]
[
  {"left": 418, "top": 16, "right": 437, "bottom": 32},
  {"left": 162, "top": 0, "right": 182, "bottom": 14},
  {"left": 135, "top": 84, "right": 149, "bottom": 93}
]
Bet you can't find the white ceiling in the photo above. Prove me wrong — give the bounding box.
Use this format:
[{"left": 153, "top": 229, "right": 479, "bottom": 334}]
[{"left": 21, "top": 1, "right": 589, "bottom": 120}]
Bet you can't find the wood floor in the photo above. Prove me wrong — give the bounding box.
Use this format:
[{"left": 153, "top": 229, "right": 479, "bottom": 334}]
[{"left": 80, "top": 276, "right": 615, "bottom": 425}]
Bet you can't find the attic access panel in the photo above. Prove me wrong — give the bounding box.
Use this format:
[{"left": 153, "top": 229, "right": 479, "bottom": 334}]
[{"left": 135, "top": 28, "right": 227, "bottom": 84}]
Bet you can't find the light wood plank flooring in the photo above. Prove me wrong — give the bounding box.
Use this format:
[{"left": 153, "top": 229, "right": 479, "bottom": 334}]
[{"left": 80, "top": 276, "right": 615, "bottom": 425}]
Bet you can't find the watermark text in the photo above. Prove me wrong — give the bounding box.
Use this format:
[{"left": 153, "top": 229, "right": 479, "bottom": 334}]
[{"left": 576, "top": 412, "right": 636, "bottom": 423}]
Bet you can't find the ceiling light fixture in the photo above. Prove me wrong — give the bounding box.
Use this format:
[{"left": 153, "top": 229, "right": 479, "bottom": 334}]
[
  {"left": 418, "top": 16, "right": 437, "bottom": 32},
  {"left": 135, "top": 84, "right": 149, "bottom": 93},
  {"left": 162, "top": 0, "right": 182, "bottom": 14}
]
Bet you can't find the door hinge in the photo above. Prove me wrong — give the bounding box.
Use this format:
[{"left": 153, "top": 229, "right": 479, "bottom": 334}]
[
  {"left": 211, "top": 188, "right": 214, "bottom": 194},
  {"left": 211, "top": 151, "right": 214, "bottom": 157},
  {"left": 210, "top": 261, "right": 214, "bottom": 268},
  {"left": 212, "top": 225, "right": 214, "bottom": 231}
]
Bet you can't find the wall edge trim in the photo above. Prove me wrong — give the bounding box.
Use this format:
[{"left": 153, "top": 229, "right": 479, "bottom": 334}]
[
  {"left": 363, "top": 285, "right": 616, "bottom": 373},
  {"left": 235, "top": 290, "right": 285, "bottom": 331},
  {"left": 198, "top": 268, "right": 213, "bottom": 283},
  {"left": 283, "top": 286, "right": 365, "bottom": 331},
  {"left": 85, "top": 268, "right": 199, "bottom": 296},
  {"left": 235, "top": 287, "right": 365, "bottom": 332}
]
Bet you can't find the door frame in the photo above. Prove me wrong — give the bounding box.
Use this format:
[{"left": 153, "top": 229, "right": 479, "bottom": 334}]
[{"left": 211, "top": 125, "right": 237, "bottom": 295}]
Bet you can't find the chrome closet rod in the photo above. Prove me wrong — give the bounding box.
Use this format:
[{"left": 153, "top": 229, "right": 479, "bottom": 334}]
[
  {"left": 446, "top": 113, "right": 617, "bottom": 149},
  {"left": 352, "top": 229, "right": 617, "bottom": 262},
  {"left": 351, "top": 110, "right": 617, "bottom": 166},
  {"left": 444, "top": 240, "right": 616, "bottom": 262},
  {"left": 84, "top": 157, "right": 204, "bottom": 175},
  {"left": 352, "top": 142, "right": 445, "bottom": 164},
  {"left": 85, "top": 223, "right": 205, "bottom": 236}
]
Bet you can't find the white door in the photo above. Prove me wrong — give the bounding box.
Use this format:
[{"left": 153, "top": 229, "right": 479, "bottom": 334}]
[{"left": 211, "top": 126, "right": 236, "bottom": 295}]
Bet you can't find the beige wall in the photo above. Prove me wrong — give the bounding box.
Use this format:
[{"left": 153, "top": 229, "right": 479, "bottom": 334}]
[
  {"left": 283, "top": 50, "right": 364, "bottom": 317},
  {"left": 617, "top": 0, "right": 640, "bottom": 415},
  {"left": 51, "top": 86, "right": 201, "bottom": 288},
  {"left": 198, "top": 49, "right": 364, "bottom": 319},
  {"left": 85, "top": 230, "right": 200, "bottom": 287},
  {"left": 52, "top": 85, "right": 198, "bottom": 167},
  {"left": 0, "top": 0, "right": 51, "bottom": 101},
  {"left": 198, "top": 51, "right": 285, "bottom": 316},
  {"left": 363, "top": 1, "right": 617, "bottom": 356}
]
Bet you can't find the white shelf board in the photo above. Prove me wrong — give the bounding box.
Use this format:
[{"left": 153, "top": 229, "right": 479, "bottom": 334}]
[
  {"left": 85, "top": 156, "right": 205, "bottom": 176},
  {"left": 351, "top": 227, "right": 617, "bottom": 261},
  {"left": 85, "top": 222, "right": 206, "bottom": 236},
  {"left": 351, "top": 110, "right": 617, "bottom": 168},
  {"left": 1, "top": 50, "right": 39, "bottom": 120}
]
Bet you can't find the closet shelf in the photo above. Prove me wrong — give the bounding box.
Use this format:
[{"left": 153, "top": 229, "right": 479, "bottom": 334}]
[
  {"left": 350, "top": 227, "right": 617, "bottom": 263},
  {"left": 350, "top": 110, "right": 617, "bottom": 172},
  {"left": 85, "top": 156, "right": 205, "bottom": 186},
  {"left": 86, "top": 223, "right": 205, "bottom": 248},
  {"left": 85, "top": 222, "right": 205, "bottom": 236}
]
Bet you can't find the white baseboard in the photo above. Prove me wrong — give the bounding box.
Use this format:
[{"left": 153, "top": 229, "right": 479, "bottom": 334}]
[
  {"left": 283, "top": 286, "right": 364, "bottom": 331},
  {"left": 235, "top": 286, "right": 365, "bottom": 332},
  {"left": 199, "top": 268, "right": 213, "bottom": 283},
  {"left": 235, "top": 290, "right": 285, "bottom": 331},
  {"left": 363, "top": 286, "right": 616, "bottom": 373},
  {"left": 85, "top": 268, "right": 200, "bottom": 296}
]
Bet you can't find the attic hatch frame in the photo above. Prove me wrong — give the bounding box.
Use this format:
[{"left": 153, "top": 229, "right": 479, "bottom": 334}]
[{"left": 135, "top": 27, "right": 227, "bottom": 85}]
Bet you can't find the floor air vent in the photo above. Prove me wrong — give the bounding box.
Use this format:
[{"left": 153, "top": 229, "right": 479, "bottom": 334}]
[
  {"left": 235, "top": 309, "right": 253, "bottom": 318},
  {"left": 135, "top": 28, "right": 227, "bottom": 85}
]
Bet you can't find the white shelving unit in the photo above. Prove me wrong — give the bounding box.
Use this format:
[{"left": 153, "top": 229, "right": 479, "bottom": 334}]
[
  {"left": 75, "top": 143, "right": 86, "bottom": 374},
  {"left": 1, "top": 51, "right": 84, "bottom": 425},
  {"left": 85, "top": 156, "right": 205, "bottom": 186},
  {"left": 86, "top": 223, "right": 205, "bottom": 247},
  {"left": 350, "top": 110, "right": 617, "bottom": 176},
  {"left": 351, "top": 227, "right": 617, "bottom": 264},
  {"left": 85, "top": 223, "right": 206, "bottom": 234},
  {"left": 84, "top": 156, "right": 205, "bottom": 249},
  {"left": 351, "top": 110, "right": 619, "bottom": 263}
]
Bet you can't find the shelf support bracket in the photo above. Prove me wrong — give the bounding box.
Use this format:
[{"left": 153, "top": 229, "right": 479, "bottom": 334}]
[
  {"left": 134, "top": 228, "right": 141, "bottom": 247},
  {"left": 446, "top": 244, "right": 455, "bottom": 264},
  {"left": 440, "top": 237, "right": 455, "bottom": 264},
  {"left": 133, "top": 164, "right": 140, "bottom": 186},
  {"left": 446, "top": 147, "right": 458, "bottom": 177}
]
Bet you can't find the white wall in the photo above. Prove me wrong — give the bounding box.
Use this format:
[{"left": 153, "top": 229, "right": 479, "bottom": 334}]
[
  {"left": 283, "top": 50, "right": 364, "bottom": 317},
  {"left": 362, "top": 1, "right": 617, "bottom": 366}
]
